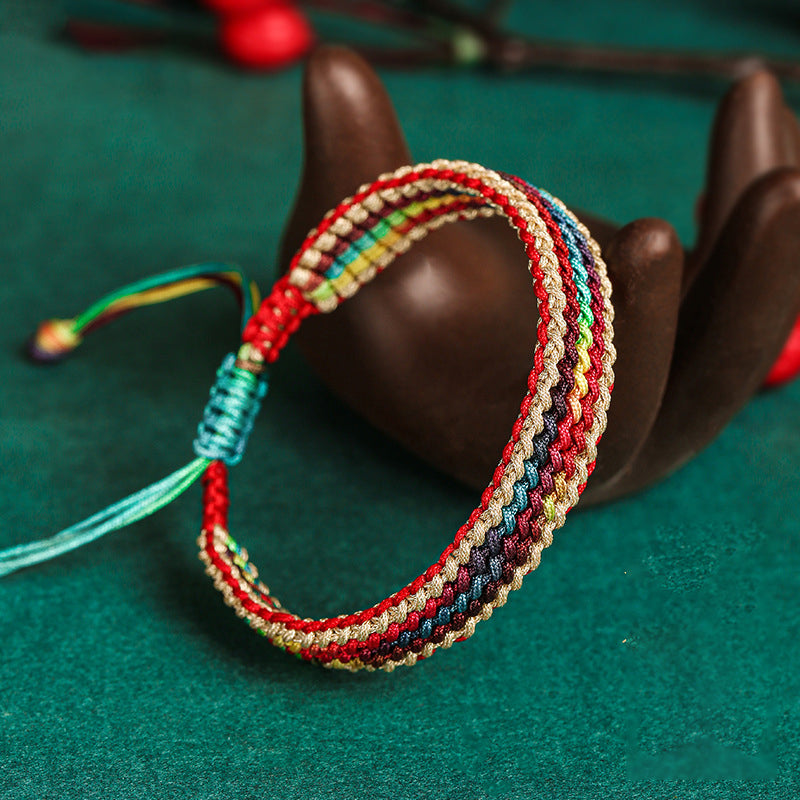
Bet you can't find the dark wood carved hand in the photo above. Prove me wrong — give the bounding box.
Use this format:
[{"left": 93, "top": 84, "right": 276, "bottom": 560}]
[{"left": 279, "top": 46, "right": 800, "bottom": 504}]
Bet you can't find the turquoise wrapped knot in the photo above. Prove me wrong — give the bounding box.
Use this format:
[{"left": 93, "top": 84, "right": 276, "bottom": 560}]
[{"left": 194, "top": 353, "right": 268, "bottom": 466}]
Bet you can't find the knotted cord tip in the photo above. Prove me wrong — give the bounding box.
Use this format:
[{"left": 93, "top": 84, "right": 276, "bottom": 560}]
[{"left": 27, "top": 318, "right": 82, "bottom": 363}]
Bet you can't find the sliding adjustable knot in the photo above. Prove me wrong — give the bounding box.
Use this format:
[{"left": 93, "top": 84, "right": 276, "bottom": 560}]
[{"left": 193, "top": 353, "right": 268, "bottom": 466}]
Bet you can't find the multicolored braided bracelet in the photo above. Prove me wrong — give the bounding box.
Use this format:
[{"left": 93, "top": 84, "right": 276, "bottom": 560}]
[{"left": 1, "top": 160, "right": 615, "bottom": 672}]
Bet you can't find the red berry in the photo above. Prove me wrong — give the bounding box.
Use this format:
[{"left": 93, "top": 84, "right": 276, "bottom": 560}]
[
  {"left": 203, "top": 0, "right": 277, "bottom": 14},
  {"left": 765, "top": 313, "right": 800, "bottom": 387},
  {"left": 220, "top": 5, "right": 314, "bottom": 70}
]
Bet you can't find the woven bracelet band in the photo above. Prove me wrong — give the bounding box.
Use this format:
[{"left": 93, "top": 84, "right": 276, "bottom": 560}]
[
  {"left": 2, "top": 159, "right": 614, "bottom": 672},
  {"left": 199, "top": 160, "right": 616, "bottom": 671}
]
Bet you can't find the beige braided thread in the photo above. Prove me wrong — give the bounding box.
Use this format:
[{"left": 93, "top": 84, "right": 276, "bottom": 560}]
[{"left": 199, "top": 160, "right": 614, "bottom": 671}]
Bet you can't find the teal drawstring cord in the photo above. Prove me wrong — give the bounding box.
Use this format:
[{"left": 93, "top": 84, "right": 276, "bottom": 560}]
[
  {"left": 0, "top": 459, "right": 209, "bottom": 577},
  {"left": 0, "top": 265, "right": 266, "bottom": 578}
]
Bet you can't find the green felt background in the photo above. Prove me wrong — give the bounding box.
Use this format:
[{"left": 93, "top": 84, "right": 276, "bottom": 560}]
[{"left": 2, "top": 1, "right": 800, "bottom": 797}]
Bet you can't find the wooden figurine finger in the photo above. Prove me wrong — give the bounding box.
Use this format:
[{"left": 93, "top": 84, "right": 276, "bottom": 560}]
[
  {"left": 589, "top": 167, "right": 800, "bottom": 502},
  {"left": 687, "top": 70, "right": 798, "bottom": 293}
]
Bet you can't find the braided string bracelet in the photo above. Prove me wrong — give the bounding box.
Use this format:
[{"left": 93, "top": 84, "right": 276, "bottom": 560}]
[{"left": 1, "top": 160, "right": 615, "bottom": 672}]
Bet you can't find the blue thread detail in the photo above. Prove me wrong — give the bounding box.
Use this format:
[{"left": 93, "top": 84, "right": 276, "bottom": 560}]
[
  {"left": 325, "top": 259, "right": 347, "bottom": 280},
  {"left": 434, "top": 606, "right": 452, "bottom": 626},
  {"left": 352, "top": 230, "right": 376, "bottom": 253},
  {"left": 324, "top": 232, "right": 378, "bottom": 281},
  {"left": 524, "top": 459, "right": 540, "bottom": 489},
  {"left": 489, "top": 554, "right": 503, "bottom": 581},
  {"left": 537, "top": 188, "right": 595, "bottom": 329},
  {"left": 337, "top": 235, "right": 370, "bottom": 264},
  {"left": 501, "top": 504, "right": 517, "bottom": 535},
  {"left": 0, "top": 457, "right": 208, "bottom": 577},
  {"left": 194, "top": 353, "right": 267, "bottom": 466},
  {"left": 470, "top": 573, "right": 489, "bottom": 600},
  {"left": 512, "top": 479, "right": 528, "bottom": 510}
]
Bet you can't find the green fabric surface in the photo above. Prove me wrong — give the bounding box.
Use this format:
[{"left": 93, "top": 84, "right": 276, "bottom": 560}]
[{"left": 2, "top": 2, "right": 800, "bottom": 797}]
